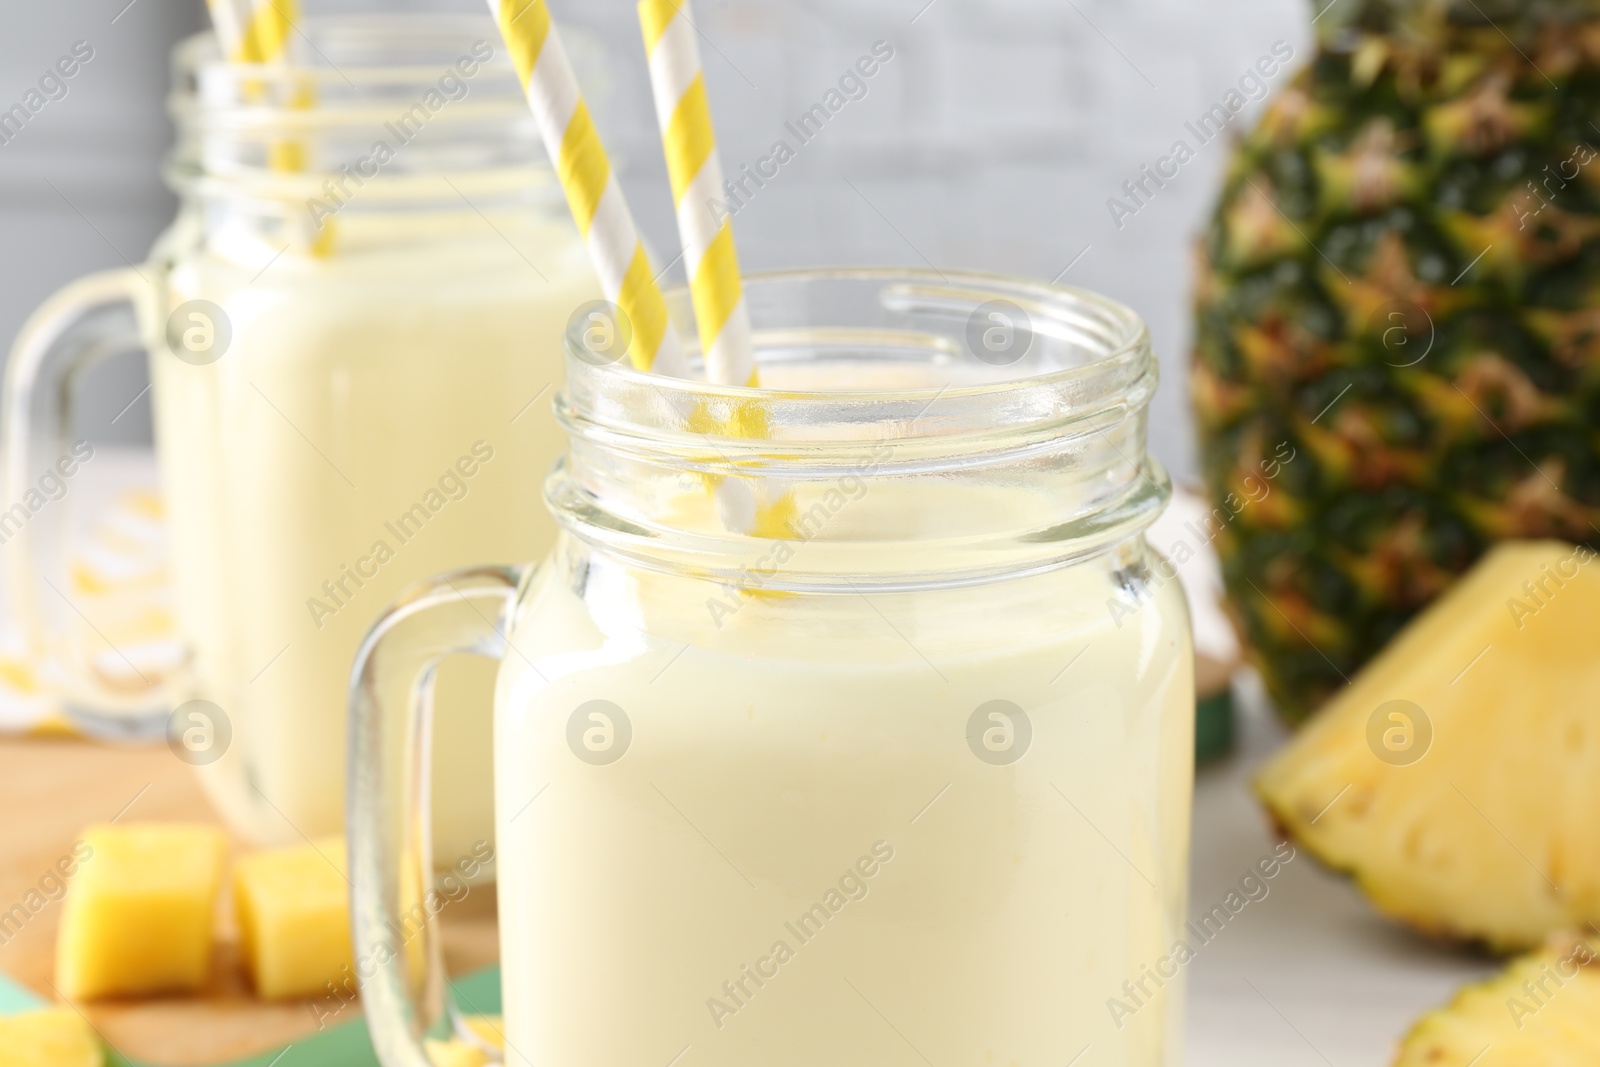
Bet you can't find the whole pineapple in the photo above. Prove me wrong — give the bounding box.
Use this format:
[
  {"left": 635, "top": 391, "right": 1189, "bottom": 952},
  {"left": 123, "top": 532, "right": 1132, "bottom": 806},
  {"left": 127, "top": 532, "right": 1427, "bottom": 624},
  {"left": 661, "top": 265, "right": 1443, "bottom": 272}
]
[{"left": 1194, "top": 0, "right": 1600, "bottom": 723}]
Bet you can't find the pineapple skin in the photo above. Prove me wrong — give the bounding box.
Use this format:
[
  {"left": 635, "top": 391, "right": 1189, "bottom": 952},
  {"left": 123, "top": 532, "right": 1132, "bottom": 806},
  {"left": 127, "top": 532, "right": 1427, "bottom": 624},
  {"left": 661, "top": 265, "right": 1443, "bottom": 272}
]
[
  {"left": 1193, "top": 0, "right": 1600, "bottom": 723},
  {"left": 1395, "top": 934, "right": 1600, "bottom": 1066},
  {"left": 1256, "top": 541, "right": 1600, "bottom": 952}
]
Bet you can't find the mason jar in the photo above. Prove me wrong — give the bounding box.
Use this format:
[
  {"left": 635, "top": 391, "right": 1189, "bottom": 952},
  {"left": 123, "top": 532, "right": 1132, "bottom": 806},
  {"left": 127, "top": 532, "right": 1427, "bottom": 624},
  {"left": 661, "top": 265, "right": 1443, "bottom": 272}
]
[
  {"left": 349, "top": 268, "right": 1195, "bottom": 1066},
  {"left": 2, "top": 15, "right": 599, "bottom": 862}
]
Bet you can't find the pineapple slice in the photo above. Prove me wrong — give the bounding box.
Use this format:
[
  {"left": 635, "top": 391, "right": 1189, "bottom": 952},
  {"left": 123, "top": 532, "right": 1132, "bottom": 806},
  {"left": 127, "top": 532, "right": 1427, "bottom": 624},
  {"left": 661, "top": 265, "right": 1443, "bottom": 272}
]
[
  {"left": 424, "top": 1038, "right": 490, "bottom": 1067},
  {"left": 56, "top": 824, "right": 228, "bottom": 999},
  {"left": 421, "top": 1013, "right": 505, "bottom": 1066},
  {"left": 0, "top": 1008, "right": 103, "bottom": 1067},
  {"left": 1395, "top": 934, "right": 1600, "bottom": 1066},
  {"left": 235, "top": 838, "right": 354, "bottom": 1000},
  {"left": 460, "top": 1014, "right": 505, "bottom": 1051},
  {"left": 1257, "top": 541, "right": 1600, "bottom": 951}
]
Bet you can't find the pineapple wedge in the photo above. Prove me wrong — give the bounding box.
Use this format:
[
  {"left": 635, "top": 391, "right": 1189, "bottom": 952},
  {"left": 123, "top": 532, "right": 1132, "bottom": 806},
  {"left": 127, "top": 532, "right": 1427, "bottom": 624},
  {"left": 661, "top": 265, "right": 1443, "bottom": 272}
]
[
  {"left": 1257, "top": 541, "right": 1600, "bottom": 951},
  {"left": 424, "top": 1038, "right": 490, "bottom": 1067},
  {"left": 460, "top": 1014, "right": 505, "bottom": 1050},
  {"left": 235, "top": 838, "right": 354, "bottom": 1000},
  {"left": 0, "top": 1009, "right": 103, "bottom": 1067},
  {"left": 1395, "top": 934, "right": 1600, "bottom": 1066},
  {"left": 421, "top": 1014, "right": 505, "bottom": 1066},
  {"left": 56, "top": 824, "right": 228, "bottom": 999}
]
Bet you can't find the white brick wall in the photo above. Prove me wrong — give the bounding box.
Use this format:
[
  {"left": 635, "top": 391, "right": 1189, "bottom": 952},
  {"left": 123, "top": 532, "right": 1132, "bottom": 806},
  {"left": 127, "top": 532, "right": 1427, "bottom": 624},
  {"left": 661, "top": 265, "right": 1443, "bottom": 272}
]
[{"left": 3, "top": 0, "right": 1312, "bottom": 478}]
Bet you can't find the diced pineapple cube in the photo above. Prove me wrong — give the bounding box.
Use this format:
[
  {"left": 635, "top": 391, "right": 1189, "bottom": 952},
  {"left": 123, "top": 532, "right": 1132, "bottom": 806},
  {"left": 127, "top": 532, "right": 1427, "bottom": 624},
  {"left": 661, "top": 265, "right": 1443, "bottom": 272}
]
[
  {"left": 424, "top": 1038, "right": 490, "bottom": 1067},
  {"left": 56, "top": 824, "right": 227, "bottom": 999},
  {"left": 0, "top": 1009, "right": 103, "bottom": 1067},
  {"left": 235, "top": 838, "right": 354, "bottom": 1001}
]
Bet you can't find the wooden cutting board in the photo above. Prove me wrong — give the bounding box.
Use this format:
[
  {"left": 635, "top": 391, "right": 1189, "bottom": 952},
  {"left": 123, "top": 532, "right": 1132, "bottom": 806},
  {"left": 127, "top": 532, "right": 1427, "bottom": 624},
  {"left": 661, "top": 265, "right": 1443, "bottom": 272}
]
[{"left": 0, "top": 736, "right": 498, "bottom": 1066}]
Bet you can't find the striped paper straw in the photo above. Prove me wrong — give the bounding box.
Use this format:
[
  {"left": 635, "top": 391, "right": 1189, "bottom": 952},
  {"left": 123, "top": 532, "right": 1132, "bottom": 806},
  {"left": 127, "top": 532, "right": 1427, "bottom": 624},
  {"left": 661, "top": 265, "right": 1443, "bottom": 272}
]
[
  {"left": 637, "top": 1, "right": 788, "bottom": 544},
  {"left": 638, "top": 0, "right": 757, "bottom": 387},
  {"left": 492, "top": 0, "right": 689, "bottom": 377},
  {"left": 207, "top": 0, "right": 334, "bottom": 253},
  {"left": 207, "top": 0, "right": 297, "bottom": 64}
]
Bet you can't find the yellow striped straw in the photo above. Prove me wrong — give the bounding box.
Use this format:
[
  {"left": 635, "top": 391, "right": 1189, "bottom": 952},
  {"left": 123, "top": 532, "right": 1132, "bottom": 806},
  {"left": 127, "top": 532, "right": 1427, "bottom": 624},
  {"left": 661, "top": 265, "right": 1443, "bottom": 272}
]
[
  {"left": 206, "top": 0, "right": 334, "bottom": 254},
  {"left": 638, "top": 0, "right": 756, "bottom": 387},
  {"left": 637, "top": 0, "right": 791, "bottom": 545},
  {"left": 206, "top": 0, "right": 297, "bottom": 66},
  {"left": 491, "top": 0, "right": 689, "bottom": 377}
]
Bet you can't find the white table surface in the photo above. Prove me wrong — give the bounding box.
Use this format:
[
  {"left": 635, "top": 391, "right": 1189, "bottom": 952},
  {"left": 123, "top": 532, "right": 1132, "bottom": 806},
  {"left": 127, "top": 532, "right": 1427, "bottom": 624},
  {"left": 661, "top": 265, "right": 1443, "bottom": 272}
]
[{"left": 1184, "top": 676, "right": 1498, "bottom": 1067}]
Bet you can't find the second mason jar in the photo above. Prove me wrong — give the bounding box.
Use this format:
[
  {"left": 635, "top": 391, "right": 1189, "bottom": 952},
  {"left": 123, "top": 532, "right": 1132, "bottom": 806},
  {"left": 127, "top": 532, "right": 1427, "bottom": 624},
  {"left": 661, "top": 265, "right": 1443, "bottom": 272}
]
[
  {"left": 351, "top": 269, "right": 1195, "bottom": 1067},
  {"left": 3, "top": 15, "right": 600, "bottom": 860}
]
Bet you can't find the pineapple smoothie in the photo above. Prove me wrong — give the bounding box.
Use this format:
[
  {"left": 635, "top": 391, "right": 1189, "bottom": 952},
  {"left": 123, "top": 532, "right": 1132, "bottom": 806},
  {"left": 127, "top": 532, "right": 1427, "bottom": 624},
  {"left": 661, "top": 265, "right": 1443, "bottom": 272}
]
[
  {"left": 151, "top": 211, "right": 598, "bottom": 856},
  {"left": 495, "top": 537, "right": 1193, "bottom": 1067},
  {"left": 490, "top": 346, "right": 1195, "bottom": 1066},
  {"left": 347, "top": 271, "right": 1193, "bottom": 1066}
]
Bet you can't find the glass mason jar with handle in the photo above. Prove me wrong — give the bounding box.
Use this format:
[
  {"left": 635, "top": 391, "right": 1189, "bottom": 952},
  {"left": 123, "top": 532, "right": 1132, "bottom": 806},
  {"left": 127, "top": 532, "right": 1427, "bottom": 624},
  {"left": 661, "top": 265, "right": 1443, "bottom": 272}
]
[
  {"left": 1, "top": 16, "right": 599, "bottom": 861},
  {"left": 350, "top": 269, "right": 1195, "bottom": 1067}
]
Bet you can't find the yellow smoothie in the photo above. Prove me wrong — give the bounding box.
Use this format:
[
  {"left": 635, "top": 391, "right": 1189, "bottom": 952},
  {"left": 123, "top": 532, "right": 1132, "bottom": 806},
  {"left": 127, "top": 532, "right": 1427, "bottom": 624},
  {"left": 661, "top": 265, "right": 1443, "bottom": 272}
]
[
  {"left": 150, "top": 209, "right": 598, "bottom": 859},
  {"left": 493, "top": 472, "right": 1194, "bottom": 1066}
]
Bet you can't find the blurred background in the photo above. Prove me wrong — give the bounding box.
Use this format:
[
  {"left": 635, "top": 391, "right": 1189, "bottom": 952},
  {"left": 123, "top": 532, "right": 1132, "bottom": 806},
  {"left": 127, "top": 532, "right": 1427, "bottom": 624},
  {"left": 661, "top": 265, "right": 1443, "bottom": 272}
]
[{"left": 0, "top": 0, "right": 1308, "bottom": 482}]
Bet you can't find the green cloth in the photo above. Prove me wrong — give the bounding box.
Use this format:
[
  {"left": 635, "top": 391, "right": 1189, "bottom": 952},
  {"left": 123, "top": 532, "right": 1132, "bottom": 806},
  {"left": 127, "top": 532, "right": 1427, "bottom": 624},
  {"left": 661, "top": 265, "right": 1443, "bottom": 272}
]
[{"left": 0, "top": 966, "right": 500, "bottom": 1067}]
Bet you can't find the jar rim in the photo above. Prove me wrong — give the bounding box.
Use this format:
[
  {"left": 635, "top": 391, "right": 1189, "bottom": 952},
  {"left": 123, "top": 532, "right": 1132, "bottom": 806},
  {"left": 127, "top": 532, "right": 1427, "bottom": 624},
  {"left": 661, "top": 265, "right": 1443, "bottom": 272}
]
[
  {"left": 560, "top": 267, "right": 1155, "bottom": 452},
  {"left": 170, "top": 14, "right": 525, "bottom": 94},
  {"left": 576, "top": 267, "right": 1149, "bottom": 396},
  {"left": 164, "top": 14, "right": 576, "bottom": 211},
  {"left": 550, "top": 268, "right": 1166, "bottom": 589}
]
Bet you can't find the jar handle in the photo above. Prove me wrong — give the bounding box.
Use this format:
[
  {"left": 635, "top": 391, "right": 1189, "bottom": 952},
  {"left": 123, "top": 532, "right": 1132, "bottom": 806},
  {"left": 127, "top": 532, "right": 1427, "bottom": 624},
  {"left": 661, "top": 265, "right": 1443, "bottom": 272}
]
[
  {"left": 348, "top": 564, "right": 527, "bottom": 1066},
  {"left": 1, "top": 268, "right": 184, "bottom": 737}
]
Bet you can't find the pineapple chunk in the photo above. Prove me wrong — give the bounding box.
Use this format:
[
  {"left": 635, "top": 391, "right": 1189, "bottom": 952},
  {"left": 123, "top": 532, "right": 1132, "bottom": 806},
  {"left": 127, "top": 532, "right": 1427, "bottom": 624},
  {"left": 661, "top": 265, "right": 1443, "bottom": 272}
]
[
  {"left": 235, "top": 838, "right": 354, "bottom": 1000},
  {"left": 56, "top": 824, "right": 227, "bottom": 999},
  {"left": 1395, "top": 934, "right": 1600, "bottom": 1066},
  {"left": 460, "top": 1014, "right": 505, "bottom": 1051},
  {"left": 1258, "top": 541, "right": 1600, "bottom": 951},
  {"left": 424, "top": 1038, "right": 490, "bottom": 1067},
  {"left": 421, "top": 1014, "right": 505, "bottom": 1066},
  {"left": 0, "top": 1008, "right": 103, "bottom": 1067}
]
